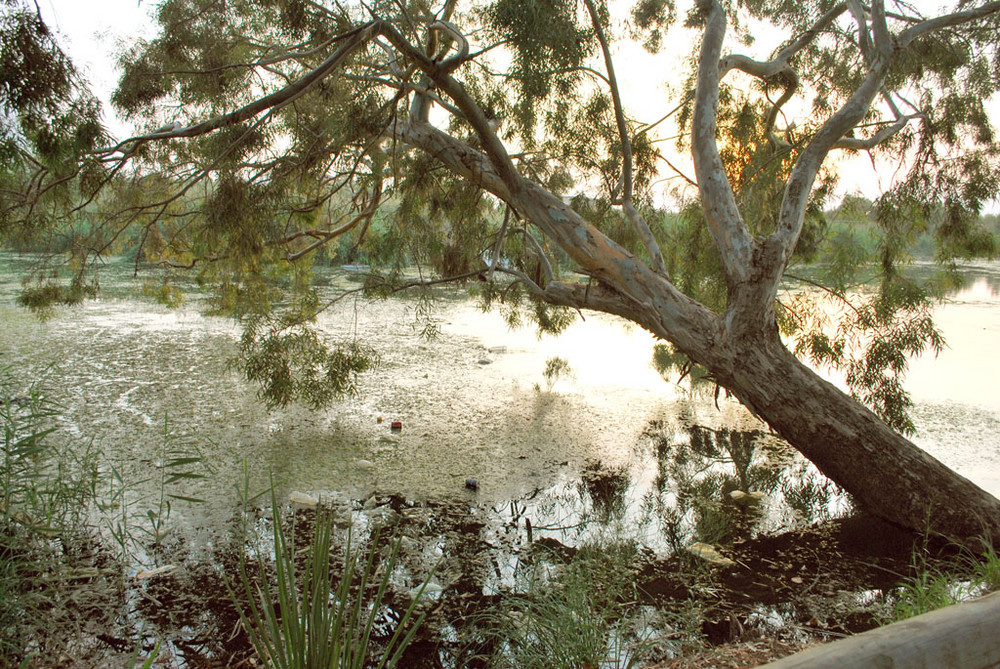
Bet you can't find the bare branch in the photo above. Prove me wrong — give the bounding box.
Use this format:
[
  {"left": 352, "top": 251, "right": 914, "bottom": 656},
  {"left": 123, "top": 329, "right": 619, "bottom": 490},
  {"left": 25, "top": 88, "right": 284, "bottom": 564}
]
[
  {"left": 720, "top": 3, "right": 847, "bottom": 79},
  {"left": 832, "top": 111, "right": 921, "bottom": 150},
  {"left": 487, "top": 205, "right": 512, "bottom": 282},
  {"left": 657, "top": 154, "right": 698, "bottom": 188},
  {"left": 635, "top": 94, "right": 691, "bottom": 140},
  {"left": 390, "top": 120, "right": 512, "bottom": 201},
  {"left": 521, "top": 227, "right": 554, "bottom": 285},
  {"left": 583, "top": 0, "right": 634, "bottom": 204},
  {"left": 871, "top": 0, "right": 892, "bottom": 61},
  {"left": 847, "top": 0, "right": 874, "bottom": 63},
  {"left": 720, "top": 3, "right": 845, "bottom": 149},
  {"left": 431, "top": 19, "right": 470, "bottom": 70},
  {"left": 769, "top": 25, "right": 893, "bottom": 275}
]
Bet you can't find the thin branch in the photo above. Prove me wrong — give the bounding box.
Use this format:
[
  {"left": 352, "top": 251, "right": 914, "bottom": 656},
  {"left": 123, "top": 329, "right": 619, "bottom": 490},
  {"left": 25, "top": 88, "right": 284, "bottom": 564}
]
[
  {"left": 657, "top": 154, "right": 698, "bottom": 188},
  {"left": 520, "top": 227, "right": 554, "bottom": 285},
  {"left": 832, "top": 111, "right": 921, "bottom": 150},
  {"left": 284, "top": 185, "right": 382, "bottom": 262},
  {"left": 487, "top": 205, "right": 512, "bottom": 282},
  {"left": 583, "top": 0, "right": 634, "bottom": 204},
  {"left": 494, "top": 266, "right": 544, "bottom": 294},
  {"left": 582, "top": 0, "right": 667, "bottom": 276},
  {"left": 97, "top": 23, "right": 380, "bottom": 156},
  {"left": 784, "top": 272, "right": 862, "bottom": 316},
  {"left": 635, "top": 94, "right": 692, "bottom": 141}
]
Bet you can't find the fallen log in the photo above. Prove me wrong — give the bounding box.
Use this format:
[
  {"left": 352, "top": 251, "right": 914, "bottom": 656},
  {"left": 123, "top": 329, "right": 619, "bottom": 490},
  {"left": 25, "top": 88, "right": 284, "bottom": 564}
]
[{"left": 761, "top": 591, "right": 1000, "bottom": 668}]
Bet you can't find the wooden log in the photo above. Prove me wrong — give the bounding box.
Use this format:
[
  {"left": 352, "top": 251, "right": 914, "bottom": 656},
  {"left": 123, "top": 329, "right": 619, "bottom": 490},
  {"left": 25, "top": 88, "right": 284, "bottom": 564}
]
[{"left": 761, "top": 591, "right": 1000, "bottom": 669}]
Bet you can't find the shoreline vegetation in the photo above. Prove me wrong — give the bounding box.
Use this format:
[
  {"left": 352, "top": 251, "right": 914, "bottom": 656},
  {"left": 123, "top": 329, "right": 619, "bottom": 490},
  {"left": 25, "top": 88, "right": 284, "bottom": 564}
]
[{"left": 3, "top": 369, "right": 1000, "bottom": 667}]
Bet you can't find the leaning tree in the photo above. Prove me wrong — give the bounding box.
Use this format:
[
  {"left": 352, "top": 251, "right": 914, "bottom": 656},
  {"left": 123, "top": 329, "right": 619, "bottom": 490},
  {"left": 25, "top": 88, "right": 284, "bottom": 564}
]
[{"left": 3, "top": 0, "right": 1000, "bottom": 542}]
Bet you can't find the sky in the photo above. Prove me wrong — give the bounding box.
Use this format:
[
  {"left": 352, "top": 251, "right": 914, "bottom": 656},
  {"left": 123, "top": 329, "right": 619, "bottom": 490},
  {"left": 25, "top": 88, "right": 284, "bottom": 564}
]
[{"left": 36, "top": 0, "right": 1000, "bottom": 212}]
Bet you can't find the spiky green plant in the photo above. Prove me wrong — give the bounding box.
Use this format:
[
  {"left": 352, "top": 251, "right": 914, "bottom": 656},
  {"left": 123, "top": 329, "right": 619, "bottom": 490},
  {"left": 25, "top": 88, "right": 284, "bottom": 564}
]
[{"left": 236, "top": 494, "right": 431, "bottom": 668}]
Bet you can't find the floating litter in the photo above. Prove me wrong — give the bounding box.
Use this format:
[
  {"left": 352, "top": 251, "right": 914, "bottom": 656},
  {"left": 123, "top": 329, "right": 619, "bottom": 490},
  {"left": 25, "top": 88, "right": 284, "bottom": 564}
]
[
  {"left": 687, "top": 542, "right": 735, "bottom": 567},
  {"left": 289, "top": 491, "right": 319, "bottom": 507}
]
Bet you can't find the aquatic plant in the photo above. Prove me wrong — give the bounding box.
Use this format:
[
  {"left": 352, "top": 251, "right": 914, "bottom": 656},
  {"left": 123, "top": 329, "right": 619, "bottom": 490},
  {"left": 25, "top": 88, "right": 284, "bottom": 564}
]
[
  {"left": 103, "top": 414, "right": 210, "bottom": 563},
  {"left": 878, "top": 537, "right": 1000, "bottom": 624},
  {"left": 968, "top": 543, "right": 1000, "bottom": 591},
  {"left": 542, "top": 356, "right": 572, "bottom": 391}
]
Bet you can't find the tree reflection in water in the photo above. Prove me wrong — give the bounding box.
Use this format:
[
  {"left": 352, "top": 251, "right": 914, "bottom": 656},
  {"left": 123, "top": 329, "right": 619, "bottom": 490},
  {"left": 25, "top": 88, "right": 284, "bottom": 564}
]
[{"left": 642, "top": 419, "right": 855, "bottom": 550}]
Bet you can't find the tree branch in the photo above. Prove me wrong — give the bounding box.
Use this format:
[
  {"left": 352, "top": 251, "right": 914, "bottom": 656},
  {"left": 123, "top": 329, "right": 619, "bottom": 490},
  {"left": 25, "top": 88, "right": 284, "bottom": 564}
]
[
  {"left": 378, "top": 21, "right": 523, "bottom": 196},
  {"left": 720, "top": 2, "right": 846, "bottom": 79},
  {"left": 284, "top": 183, "right": 383, "bottom": 262},
  {"left": 582, "top": 0, "right": 667, "bottom": 276},
  {"left": 898, "top": 0, "right": 1000, "bottom": 49},
  {"left": 98, "top": 23, "right": 381, "bottom": 157},
  {"left": 720, "top": 3, "right": 846, "bottom": 147},
  {"left": 768, "top": 0, "right": 893, "bottom": 277},
  {"left": 520, "top": 227, "right": 554, "bottom": 285},
  {"left": 692, "top": 0, "right": 755, "bottom": 286},
  {"left": 832, "top": 111, "right": 920, "bottom": 150},
  {"left": 847, "top": 0, "right": 874, "bottom": 63}
]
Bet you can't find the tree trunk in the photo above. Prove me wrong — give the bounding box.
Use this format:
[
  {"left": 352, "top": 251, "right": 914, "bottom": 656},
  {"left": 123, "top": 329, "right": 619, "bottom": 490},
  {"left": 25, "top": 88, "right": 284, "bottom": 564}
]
[
  {"left": 543, "top": 274, "right": 1000, "bottom": 544},
  {"left": 397, "top": 122, "right": 1000, "bottom": 546},
  {"left": 712, "top": 327, "right": 1000, "bottom": 543}
]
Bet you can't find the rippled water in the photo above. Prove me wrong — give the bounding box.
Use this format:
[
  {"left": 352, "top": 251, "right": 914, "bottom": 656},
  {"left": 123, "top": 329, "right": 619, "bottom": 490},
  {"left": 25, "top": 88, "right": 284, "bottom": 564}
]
[{"left": 2, "top": 255, "right": 998, "bottom": 510}]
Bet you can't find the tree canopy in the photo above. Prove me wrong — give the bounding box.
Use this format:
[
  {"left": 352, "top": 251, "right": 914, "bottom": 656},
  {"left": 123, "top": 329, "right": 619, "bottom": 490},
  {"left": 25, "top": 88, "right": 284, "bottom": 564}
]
[{"left": 3, "top": 0, "right": 1000, "bottom": 538}]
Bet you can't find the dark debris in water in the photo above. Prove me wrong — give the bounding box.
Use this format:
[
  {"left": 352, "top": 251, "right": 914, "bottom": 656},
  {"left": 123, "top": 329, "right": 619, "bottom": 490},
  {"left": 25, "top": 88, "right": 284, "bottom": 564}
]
[
  {"left": 69, "top": 501, "right": 943, "bottom": 668},
  {"left": 637, "top": 514, "right": 930, "bottom": 644}
]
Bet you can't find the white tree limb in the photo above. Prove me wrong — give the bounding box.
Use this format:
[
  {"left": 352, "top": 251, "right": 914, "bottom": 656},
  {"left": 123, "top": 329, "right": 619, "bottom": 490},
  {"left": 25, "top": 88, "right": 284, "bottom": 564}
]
[
  {"left": 898, "top": 0, "right": 1000, "bottom": 49},
  {"left": 692, "top": 0, "right": 755, "bottom": 286}
]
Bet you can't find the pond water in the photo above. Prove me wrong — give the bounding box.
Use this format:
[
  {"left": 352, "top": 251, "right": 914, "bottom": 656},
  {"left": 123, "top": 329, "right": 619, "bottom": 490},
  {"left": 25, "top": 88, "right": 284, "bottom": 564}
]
[{"left": 2, "top": 253, "right": 999, "bottom": 664}]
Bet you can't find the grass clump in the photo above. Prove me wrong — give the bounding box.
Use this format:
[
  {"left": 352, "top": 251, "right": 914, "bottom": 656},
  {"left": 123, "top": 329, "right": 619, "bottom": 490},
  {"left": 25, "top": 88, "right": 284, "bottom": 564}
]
[
  {"left": 236, "top": 491, "right": 431, "bottom": 668},
  {"left": 470, "top": 538, "right": 688, "bottom": 668},
  {"left": 881, "top": 538, "right": 1000, "bottom": 623}
]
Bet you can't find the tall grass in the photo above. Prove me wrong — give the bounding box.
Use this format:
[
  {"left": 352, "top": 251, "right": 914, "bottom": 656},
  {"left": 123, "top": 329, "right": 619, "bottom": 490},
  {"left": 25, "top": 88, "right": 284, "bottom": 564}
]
[
  {"left": 103, "top": 414, "right": 210, "bottom": 563},
  {"left": 236, "top": 491, "right": 431, "bottom": 668},
  {"left": 881, "top": 538, "right": 1000, "bottom": 623},
  {"left": 0, "top": 371, "right": 105, "bottom": 661},
  {"left": 469, "top": 538, "right": 672, "bottom": 669}
]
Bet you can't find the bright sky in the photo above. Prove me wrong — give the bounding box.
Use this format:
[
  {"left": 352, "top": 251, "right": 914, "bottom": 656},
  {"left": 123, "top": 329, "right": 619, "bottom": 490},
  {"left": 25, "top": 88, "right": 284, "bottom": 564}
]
[{"left": 37, "top": 0, "right": 1000, "bottom": 212}]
